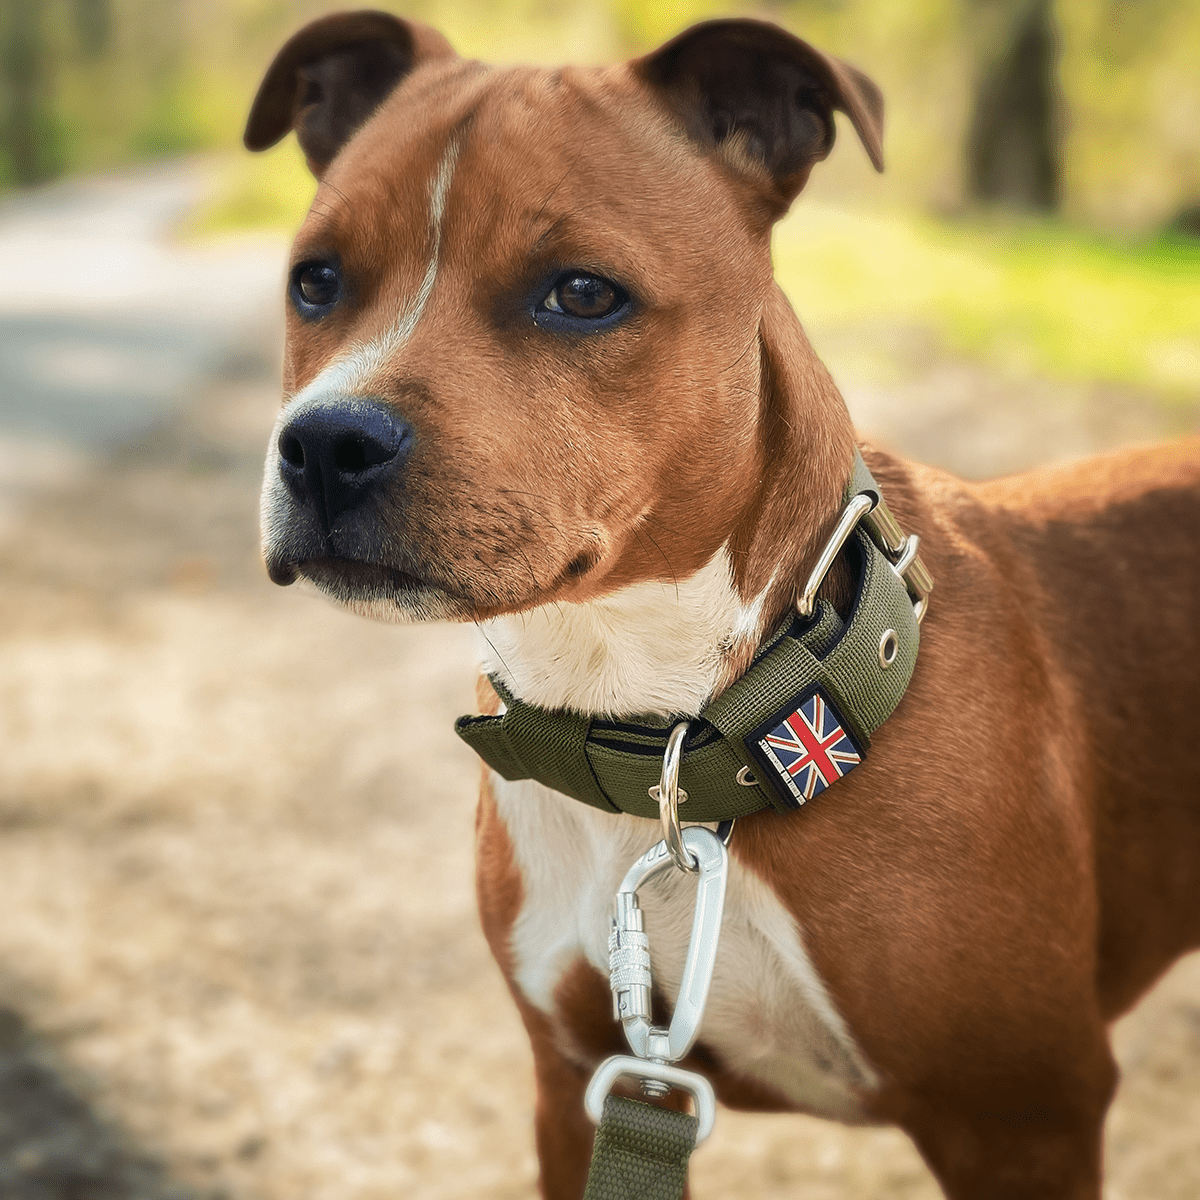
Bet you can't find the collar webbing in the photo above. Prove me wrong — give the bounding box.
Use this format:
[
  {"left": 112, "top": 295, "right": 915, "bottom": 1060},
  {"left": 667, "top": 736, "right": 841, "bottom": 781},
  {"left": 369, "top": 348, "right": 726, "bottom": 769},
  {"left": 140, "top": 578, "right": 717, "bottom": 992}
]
[{"left": 455, "top": 452, "right": 924, "bottom": 819}]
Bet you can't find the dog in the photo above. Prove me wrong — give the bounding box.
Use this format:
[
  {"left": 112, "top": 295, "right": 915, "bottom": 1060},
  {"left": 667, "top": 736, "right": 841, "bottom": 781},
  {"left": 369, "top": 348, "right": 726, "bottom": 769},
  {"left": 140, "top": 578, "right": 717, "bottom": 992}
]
[{"left": 244, "top": 11, "right": 1200, "bottom": 1198}]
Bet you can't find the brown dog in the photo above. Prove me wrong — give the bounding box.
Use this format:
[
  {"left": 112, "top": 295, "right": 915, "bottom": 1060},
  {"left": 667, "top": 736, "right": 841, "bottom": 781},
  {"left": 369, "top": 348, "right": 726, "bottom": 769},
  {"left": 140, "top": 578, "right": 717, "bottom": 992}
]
[{"left": 244, "top": 11, "right": 1200, "bottom": 1198}]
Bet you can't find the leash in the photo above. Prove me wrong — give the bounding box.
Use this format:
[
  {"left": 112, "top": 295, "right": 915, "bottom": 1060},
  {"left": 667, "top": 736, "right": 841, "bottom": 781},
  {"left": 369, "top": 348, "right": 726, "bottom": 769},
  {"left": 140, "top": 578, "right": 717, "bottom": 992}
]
[{"left": 457, "top": 451, "right": 933, "bottom": 1197}]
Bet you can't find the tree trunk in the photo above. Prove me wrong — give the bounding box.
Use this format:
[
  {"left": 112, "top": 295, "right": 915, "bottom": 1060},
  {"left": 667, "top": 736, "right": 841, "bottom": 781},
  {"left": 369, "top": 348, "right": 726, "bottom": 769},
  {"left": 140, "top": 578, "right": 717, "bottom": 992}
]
[
  {"left": 1, "top": 0, "right": 53, "bottom": 185},
  {"left": 966, "top": 0, "right": 1062, "bottom": 211}
]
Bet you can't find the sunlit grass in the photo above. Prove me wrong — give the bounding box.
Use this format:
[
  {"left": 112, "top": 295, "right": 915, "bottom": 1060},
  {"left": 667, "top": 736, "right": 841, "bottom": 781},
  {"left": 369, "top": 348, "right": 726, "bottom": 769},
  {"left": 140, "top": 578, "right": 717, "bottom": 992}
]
[{"left": 775, "top": 202, "right": 1200, "bottom": 398}]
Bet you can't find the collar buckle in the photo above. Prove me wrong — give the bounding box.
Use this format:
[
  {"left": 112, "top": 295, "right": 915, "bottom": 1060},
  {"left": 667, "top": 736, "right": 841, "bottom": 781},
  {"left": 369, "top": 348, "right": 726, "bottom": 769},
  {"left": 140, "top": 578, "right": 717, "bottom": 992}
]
[
  {"left": 864, "top": 495, "right": 934, "bottom": 623},
  {"left": 797, "top": 492, "right": 874, "bottom": 618}
]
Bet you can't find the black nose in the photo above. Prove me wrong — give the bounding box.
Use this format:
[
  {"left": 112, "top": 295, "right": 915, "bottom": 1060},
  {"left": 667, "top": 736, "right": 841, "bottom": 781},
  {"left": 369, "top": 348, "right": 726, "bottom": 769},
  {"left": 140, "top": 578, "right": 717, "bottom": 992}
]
[{"left": 277, "top": 400, "right": 412, "bottom": 531}]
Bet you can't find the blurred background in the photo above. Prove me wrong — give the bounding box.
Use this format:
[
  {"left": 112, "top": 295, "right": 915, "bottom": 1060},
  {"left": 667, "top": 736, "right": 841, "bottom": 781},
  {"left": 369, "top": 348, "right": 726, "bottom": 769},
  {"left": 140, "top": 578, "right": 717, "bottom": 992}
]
[{"left": 0, "top": 2, "right": 1197, "bottom": 1198}]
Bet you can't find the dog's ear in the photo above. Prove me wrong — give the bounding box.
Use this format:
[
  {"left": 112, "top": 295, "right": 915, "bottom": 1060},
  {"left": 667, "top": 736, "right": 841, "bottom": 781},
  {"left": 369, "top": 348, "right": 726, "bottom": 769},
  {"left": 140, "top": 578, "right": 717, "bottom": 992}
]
[
  {"left": 635, "top": 19, "right": 883, "bottom": 213},
  {"left": 244, "top": 10, "right": 454, "bottom": 175}
]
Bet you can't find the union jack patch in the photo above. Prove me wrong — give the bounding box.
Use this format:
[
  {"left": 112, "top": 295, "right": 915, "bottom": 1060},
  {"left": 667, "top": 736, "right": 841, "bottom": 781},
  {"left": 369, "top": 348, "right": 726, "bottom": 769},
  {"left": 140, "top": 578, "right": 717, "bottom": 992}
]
[{"left": 746, "top": 686, "right": 864, "bottom": 809}]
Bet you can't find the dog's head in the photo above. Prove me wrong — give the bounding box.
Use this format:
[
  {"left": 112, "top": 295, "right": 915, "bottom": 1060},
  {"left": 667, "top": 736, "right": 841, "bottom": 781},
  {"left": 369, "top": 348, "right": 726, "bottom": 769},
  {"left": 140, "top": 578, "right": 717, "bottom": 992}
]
[{"left": 247, "top": 10, "right": 882, "bottom": 623}]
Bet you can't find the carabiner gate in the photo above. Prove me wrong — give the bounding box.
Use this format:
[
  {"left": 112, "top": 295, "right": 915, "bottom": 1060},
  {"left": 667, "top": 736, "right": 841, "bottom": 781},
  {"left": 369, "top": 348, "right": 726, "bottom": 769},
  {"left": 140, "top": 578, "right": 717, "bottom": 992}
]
[{"left": 607, "top": 825, "right": 728, "bottom": 1063}]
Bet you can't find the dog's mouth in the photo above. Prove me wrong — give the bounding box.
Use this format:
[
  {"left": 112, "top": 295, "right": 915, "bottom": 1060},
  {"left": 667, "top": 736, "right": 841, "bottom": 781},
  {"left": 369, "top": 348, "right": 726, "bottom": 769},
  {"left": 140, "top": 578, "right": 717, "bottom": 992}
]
[
  {"left": 272, "top": 555, "right": 469, "bottom": 618},
  {"left": 263, "top": 513, "right": 617, "bottom": 623},
  {"left": 291, "top": 556, "right": 427, "bottom": 592}
]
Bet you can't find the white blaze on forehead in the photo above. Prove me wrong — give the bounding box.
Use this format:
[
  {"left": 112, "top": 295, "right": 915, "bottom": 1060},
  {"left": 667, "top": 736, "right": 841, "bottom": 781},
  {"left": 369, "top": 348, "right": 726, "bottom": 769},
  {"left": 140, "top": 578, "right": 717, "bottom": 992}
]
[
  {"left": 333, "top": 134, "right": 462, "bottom": 390},
  {"left": 261, "top": 135, "right": 463, "bottom": 554},
  {"left": 280, "top": 133, "right": 463, "bottom": 418}
]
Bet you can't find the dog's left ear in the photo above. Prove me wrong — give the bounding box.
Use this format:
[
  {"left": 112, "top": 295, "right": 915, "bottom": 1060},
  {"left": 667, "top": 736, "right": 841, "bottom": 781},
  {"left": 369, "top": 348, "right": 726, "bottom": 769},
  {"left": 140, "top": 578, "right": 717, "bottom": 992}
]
[{"left": 635, "top": 19, "right": 883, "bottom": 214}]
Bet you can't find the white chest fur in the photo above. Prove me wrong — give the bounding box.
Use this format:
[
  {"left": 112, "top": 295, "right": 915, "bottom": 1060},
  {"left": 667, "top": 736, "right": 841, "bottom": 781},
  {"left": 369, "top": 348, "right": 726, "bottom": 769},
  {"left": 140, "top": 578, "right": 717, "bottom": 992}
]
[
  {"left": 477, "top": 550, "right": 877, "bottom": 1121},
  {"left": 476, "top": 549, "right": 771, "bottom": 718},
  {"left": 493, "top": 775, "right": 876, "bottom": 1120}
]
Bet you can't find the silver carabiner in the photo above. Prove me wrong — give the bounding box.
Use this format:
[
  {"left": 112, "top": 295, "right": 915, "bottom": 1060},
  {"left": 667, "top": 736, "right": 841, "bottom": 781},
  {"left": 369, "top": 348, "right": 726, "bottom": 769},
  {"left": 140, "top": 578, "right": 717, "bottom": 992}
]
[{"left": 607, "top": 825, "right": 728, "bottom": 1064}]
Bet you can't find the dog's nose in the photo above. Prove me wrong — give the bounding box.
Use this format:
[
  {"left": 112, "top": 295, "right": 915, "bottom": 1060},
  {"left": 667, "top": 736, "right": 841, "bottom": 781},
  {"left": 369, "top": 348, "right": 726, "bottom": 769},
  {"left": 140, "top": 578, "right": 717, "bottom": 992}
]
[{"left": 276, "top": 400, "right": 412, "bottom": 529}]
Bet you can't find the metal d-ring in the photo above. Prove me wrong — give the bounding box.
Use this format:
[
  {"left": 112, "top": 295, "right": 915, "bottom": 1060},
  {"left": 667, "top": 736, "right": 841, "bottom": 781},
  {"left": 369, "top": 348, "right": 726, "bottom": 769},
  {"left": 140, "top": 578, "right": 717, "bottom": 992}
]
[
  {"left": 797, "top": 492, "right": 874, "bottom": 618},
  {"left": 585, "top": 1056, "right": 717, "bottom": 1142},
  {"left": 648, "top": 722, "right": 697, "bottom": 872}
]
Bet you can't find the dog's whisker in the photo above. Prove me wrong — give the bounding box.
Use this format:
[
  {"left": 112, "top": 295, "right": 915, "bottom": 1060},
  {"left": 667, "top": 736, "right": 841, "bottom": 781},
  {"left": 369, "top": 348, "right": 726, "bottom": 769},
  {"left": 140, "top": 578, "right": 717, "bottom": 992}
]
[
  {"left": 635, "top": 525, "right": 679, "bottom": 601},
  {"left": 473, "top": 623, "right": 517, "bottom": 683}
]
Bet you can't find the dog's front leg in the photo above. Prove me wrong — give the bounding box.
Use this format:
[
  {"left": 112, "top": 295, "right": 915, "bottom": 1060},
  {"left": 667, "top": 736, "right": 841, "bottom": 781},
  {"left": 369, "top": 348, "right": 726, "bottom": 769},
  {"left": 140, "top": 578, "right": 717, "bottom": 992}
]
[
  {"left": 902, "top": 1076, "right": 1114, "bottom": 1200},
  {"left": 475, "top": 781, "right": 627, "bottom": 1199},
  {"left": 526, "top": 1025, "right": 600, "bottom": 1200}
]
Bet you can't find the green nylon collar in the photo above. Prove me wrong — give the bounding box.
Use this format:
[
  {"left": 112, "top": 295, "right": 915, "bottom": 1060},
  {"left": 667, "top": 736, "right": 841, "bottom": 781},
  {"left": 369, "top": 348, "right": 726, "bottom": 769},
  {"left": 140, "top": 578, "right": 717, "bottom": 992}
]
[{"left": 455, "top": 453, "right": 922, "bottom": 819}]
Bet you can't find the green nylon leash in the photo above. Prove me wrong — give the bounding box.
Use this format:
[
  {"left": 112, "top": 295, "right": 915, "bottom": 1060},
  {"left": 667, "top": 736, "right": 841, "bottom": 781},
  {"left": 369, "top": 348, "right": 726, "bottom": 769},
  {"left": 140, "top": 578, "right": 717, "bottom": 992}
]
[{"left": 583, "top": 1096, "right": 697, "bottom": 1200}]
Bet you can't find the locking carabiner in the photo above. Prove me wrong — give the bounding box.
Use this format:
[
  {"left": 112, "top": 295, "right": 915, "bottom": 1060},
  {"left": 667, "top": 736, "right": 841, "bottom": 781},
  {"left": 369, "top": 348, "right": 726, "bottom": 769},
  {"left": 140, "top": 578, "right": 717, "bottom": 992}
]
[
  {"left": 584, "top": 708, "right": 731, "bottom": 1139},
  {"left": 607, "top": 825, "right": 728, "bottom": 1062},
  {"left": 584, "top": 825, "right": 728, "bottom": 1139}
]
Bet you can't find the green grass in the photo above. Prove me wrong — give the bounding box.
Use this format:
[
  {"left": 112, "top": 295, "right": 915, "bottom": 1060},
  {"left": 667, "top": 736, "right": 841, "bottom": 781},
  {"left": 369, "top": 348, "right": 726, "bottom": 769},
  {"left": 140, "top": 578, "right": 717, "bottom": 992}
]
[{"left": 774, "top": 202, "right": 1200, "bottom": 399}]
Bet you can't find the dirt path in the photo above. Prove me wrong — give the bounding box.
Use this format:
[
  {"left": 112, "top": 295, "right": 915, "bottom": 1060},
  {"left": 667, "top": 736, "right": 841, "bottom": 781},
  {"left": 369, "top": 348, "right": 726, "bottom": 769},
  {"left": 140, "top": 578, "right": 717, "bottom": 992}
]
[
  {"left": 0, "top": 163, "right": 283, "bottom": 535},
  {"left": 0, "top": 169, "right": 1196, "bottom": 1200}
]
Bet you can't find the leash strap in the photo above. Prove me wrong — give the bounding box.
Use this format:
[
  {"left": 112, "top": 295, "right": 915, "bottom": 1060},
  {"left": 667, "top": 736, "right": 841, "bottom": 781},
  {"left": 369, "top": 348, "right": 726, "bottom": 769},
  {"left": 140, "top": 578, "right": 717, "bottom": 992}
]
[{"left": 583, "top": 1095, "right": 697, "bottom": 1200}]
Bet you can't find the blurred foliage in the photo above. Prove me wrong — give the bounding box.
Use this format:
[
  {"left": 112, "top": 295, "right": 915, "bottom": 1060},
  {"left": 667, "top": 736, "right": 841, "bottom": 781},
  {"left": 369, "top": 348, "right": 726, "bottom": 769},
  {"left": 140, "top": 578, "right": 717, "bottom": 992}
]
[
  {"left": 1, "top": 0, "right": 211, "bottom": 184},
  {"left": 1, "top": 0, "right": 1198, "bottom": 230},
  {"left": 964, "top": 0, "right": 1061, "bottom": 210}
]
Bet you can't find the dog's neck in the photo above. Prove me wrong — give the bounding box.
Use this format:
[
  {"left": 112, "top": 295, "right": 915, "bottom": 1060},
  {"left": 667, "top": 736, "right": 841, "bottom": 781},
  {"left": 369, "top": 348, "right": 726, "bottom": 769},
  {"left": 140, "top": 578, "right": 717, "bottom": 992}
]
[{"left": 475, "top": 547, "right": 776, "bottom": 718}]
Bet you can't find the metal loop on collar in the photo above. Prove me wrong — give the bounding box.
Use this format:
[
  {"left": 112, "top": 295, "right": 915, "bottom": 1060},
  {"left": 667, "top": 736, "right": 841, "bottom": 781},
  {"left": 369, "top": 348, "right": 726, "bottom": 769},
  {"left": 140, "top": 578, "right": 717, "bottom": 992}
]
[
  {"left": 797, "top": 493, "right": 873, "bottom": 617},
  {"left": 648, "top": 722, "right": 697, "bottom": 872},
  {"left": 863, "top": 496, "right": 934, "bottom": 624},
  {"left": 800, "top": 486, "right": 934, "bottom": 626}
]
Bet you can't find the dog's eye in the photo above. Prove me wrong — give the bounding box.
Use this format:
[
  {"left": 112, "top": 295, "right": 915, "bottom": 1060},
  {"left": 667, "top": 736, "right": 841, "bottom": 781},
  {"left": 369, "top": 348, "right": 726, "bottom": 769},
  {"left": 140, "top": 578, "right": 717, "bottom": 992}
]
[
  {"left": 542, "top": 273, "right": 626, "bottom": 321},
  {"left": 291, "top": 261, "right": 341, "bottom": 314}
]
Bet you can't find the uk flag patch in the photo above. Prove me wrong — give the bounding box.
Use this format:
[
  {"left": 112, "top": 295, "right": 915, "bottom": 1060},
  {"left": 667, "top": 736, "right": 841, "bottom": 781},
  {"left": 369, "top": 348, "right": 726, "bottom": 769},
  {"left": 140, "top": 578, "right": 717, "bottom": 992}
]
[{"left": 747, "top": 686, "right": 863, "bottom": 808}]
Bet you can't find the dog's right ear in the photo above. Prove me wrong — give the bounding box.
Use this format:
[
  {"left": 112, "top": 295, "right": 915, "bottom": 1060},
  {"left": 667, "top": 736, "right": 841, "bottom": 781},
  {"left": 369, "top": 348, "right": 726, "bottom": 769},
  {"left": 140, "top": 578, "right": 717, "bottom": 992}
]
[
  {"left": 635, "top": 19, "right": 883, "bottom": 218},
  {"left": 244, "top": 10, "right": 454, "bottom": 176}
]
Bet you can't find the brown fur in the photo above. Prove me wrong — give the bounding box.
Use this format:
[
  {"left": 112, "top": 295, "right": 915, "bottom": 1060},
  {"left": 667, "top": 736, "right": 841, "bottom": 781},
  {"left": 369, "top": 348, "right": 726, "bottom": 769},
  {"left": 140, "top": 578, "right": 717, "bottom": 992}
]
[{"left": 249, "top": 14, "right": 1200, "bottom": 1199}]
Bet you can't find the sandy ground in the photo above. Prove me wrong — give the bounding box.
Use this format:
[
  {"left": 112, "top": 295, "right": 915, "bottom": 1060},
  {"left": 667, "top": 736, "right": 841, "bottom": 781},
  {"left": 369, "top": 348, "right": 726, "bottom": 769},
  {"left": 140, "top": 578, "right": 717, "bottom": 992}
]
[{"left": 0, "top": 169, "right": 1198, "bottom": 1200}]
